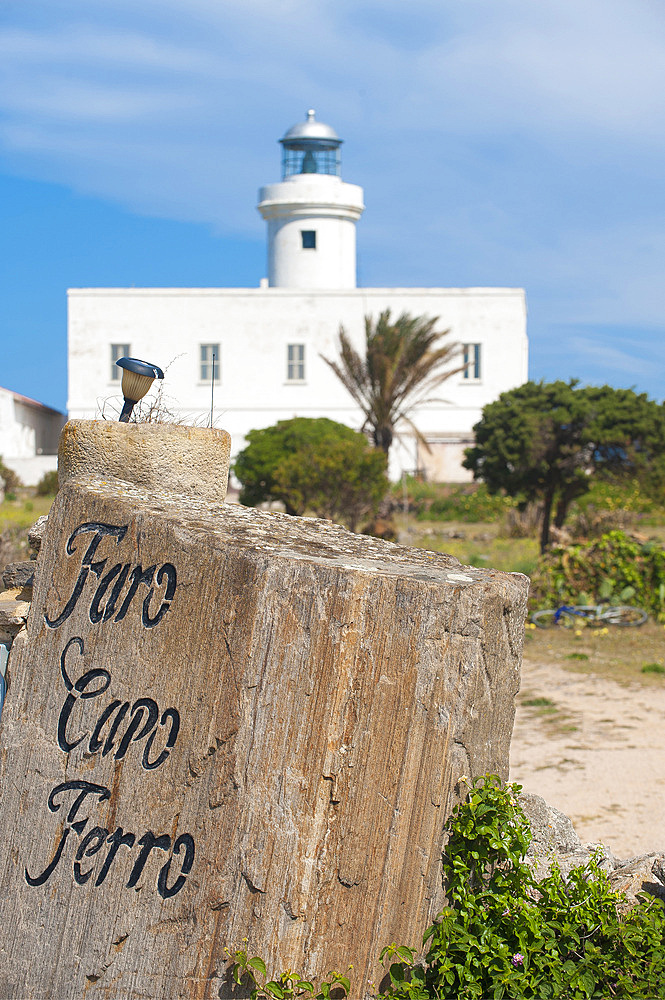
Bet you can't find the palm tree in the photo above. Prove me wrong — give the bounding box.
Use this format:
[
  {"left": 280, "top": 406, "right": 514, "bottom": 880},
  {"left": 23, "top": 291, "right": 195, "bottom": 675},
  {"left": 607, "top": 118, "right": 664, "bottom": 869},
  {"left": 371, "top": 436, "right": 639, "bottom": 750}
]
[{"left": 322, "top": 310, "right": 464, "bottom": 458}]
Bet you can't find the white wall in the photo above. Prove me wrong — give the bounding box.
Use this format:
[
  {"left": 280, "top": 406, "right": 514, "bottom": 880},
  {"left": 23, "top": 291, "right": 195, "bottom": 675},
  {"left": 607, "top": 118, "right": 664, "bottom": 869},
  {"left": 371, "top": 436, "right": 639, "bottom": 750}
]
[
  {"left": 67, "top": 286, "right": 527, "bottom": 482},
  {"left": 5, "top": 455, "right": 58, "bottom": 486},
  {"left": 258, "top": 174, "right": 364, "bottom": 289}
]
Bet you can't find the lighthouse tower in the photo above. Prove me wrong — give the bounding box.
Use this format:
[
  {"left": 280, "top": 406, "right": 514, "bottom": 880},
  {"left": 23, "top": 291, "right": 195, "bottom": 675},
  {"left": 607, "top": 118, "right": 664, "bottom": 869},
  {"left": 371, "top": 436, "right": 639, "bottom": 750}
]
[{"left": 257, "top": 110, "right": 365, "bottom": 289}]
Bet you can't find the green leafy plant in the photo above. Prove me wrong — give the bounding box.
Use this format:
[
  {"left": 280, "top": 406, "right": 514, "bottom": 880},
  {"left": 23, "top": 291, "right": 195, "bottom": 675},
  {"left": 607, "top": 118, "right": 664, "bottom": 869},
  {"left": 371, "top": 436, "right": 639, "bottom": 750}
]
[
  {"left": 402, "top": 482, "right": 516, "bottom": 523},
  {"left": 0, "top": 456, "right": 21, "bottom": 494},
  {"left": 379, "top": 775, "right": 665, "bottom": 999},
  {"left": 228, "top": 949, "right": 350, "bottom": 999},
  {"left": 234, "top": 417, "right": 388, "bottom": 531},
  {"left": 35, "top": 469, "right": 59, "bottom": 496},
  {"left": 530, "top": 530, "right": 665, "bottom": 622},
  {"left": 641, "top": 662, "right": 665, "bottom": 675},
  {"left": 575, "top": 479, "right": 662, "bottom": 516}
]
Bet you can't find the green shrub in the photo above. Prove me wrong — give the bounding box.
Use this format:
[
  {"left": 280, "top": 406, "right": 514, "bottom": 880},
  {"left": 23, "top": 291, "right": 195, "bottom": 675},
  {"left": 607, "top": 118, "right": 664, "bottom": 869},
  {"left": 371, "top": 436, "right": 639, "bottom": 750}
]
[
  {"left": 0, "top": 456, "right": 21, "bottom": 494},
  {"left": 36, "top": 469, "right": 59, "bottom": 496},
  {"left": 575, "top": 479, "right": 663, "bottom": 517},
  {"left": 380, "top": 775, "right": 665, "bottom": 999},
  {"left": 393, "top": 480, "right": 517, "bottom": 523},
  {"left": 234, "top": 417, "right": 388, "bottom": 531},
  {"left": 641, "top": 663, "right": 665, "bottom": 675},
  {"left": 530, "top": 530, "right": 665, "bottom": 622},
  {"left": 425, "top": 485, "right": 515, "bottom": 523}
]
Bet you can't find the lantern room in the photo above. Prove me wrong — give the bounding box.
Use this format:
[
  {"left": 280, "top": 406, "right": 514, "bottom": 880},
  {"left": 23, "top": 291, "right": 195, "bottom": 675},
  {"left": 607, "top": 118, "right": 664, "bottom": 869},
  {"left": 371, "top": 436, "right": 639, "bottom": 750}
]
[{"left": 279, "top": 109, "right": 342, "bottom": 179}]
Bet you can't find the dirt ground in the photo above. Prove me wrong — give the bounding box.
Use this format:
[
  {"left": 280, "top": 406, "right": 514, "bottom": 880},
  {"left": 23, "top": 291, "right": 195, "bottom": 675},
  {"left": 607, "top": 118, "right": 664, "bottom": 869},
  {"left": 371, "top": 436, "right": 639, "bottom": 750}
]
[{"left": 510, "top": 635, "right": 665, "bottom": 861}]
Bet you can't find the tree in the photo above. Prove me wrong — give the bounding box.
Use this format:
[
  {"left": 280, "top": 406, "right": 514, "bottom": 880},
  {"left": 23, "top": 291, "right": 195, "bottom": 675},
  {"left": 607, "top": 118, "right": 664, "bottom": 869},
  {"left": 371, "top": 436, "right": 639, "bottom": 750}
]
[
  {"left": 233, "top": 417, "right": 388, "bottom": 531},
  {"left": 463, "top": 380, "right": 665, "bottom": 552},
  {"left": 322, "top": 310, "right": 463, "bottom": 458}
]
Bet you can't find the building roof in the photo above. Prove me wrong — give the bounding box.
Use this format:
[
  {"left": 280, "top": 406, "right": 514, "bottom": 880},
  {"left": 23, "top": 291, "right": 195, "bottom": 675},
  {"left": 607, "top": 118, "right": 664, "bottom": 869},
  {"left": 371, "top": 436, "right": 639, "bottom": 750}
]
[{"left": 0, "top": 386, "right": 64, "bottom": 416}]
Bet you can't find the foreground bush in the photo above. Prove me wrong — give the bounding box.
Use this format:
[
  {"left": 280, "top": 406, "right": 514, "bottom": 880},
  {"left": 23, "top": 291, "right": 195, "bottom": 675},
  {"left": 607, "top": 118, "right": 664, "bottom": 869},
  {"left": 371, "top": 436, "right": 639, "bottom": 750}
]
[
  {"left": 381, "top": 775, "right": 665, "bottom": 999},
  {"left": 36, "top": 469, "right": 59, "bottom": 496},
  {"left": 530, "top": 530, "right": 665, "bottom": 622},
  {"left": 234, "top": 417, "right": 388, "bottom": 531}
]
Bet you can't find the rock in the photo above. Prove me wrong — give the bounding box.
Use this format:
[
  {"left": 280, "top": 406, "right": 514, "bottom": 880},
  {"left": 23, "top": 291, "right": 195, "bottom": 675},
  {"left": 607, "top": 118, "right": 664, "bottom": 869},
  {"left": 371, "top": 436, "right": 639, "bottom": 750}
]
[
  {"left": 520, "top": 792, "right": 617, "bottom": 881},
  {"left": 609, "top": 853, "right": 665, "bottom": 911},
  {"left": 652, "top": 855, "right": 665, "bottom": 884},
  {"left": 0, "top": 589, "right": 31, "bottom": 633},
  {"left": 521, "top": 791, "right": 583, "bottom": 855},
  {"left": 0, "top": 420, "right": 529, "bottom": 999},
  {"left": 28, "top": 515, "right": 49, "bottom": 555},
  {"left": 58, "top": 419, "right": 231, "bottom": 504},
  {"left": 2, "top": 560, "right": 35, "bottom": 591}
]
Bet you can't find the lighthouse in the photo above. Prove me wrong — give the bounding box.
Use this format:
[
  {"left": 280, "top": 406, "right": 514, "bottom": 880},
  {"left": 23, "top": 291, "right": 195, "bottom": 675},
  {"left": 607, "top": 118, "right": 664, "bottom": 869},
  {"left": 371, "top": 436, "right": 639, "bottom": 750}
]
[
  {"left": 257, "top": 110, "right": 365, "bottom": 289},
  {"left": 68, "top": 111, "right": 528, "bottom": 485}
]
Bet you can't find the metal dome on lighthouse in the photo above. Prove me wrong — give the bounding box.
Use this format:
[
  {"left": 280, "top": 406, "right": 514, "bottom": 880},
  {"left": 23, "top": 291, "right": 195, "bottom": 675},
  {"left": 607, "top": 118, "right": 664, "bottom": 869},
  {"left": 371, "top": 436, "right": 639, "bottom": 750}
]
[{"left": 258, "top": 110, "right": 365, "bottom": 289}]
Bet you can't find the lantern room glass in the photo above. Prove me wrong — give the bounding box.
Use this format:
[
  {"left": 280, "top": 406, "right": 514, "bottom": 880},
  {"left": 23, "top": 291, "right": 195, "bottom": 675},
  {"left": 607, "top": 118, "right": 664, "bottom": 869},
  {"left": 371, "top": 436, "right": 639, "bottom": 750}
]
[{"left": 281, "top": 143, "right": 341, "bottom": 179}]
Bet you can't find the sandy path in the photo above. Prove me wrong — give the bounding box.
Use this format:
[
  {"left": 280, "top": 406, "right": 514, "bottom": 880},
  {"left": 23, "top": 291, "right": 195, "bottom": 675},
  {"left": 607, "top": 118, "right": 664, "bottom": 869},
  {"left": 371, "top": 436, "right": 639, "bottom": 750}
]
[{"left": 509, "top": 655, "right": 665, "bottom": 860}]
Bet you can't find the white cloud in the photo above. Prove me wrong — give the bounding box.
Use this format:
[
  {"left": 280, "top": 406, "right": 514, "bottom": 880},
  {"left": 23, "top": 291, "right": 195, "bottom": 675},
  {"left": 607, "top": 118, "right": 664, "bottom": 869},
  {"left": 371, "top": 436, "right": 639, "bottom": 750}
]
[
  {"left": 0, "top": 26, "right": 213, "bottom": 73},
  {"left": 1, "top": 0, "right": 664, "bottom": 352},
  {"left": 3, "top": 80, "right": 199, "bottom": 122},
  {"left": 417, "top": 0, "right": 665, "bottom": 138},
  {"left": 569, "top": 335, "right": 658, "bottom": 379}
]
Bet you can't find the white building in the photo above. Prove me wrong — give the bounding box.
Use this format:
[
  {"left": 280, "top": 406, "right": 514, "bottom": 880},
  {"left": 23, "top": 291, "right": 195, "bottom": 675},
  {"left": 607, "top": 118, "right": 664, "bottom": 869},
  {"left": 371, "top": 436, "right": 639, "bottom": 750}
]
[
  {"left": 0, "top": 387, "right": 65, "bottom": 486},
  {"left": 68, "top": 111, "right": 528, "bottom": 481}
]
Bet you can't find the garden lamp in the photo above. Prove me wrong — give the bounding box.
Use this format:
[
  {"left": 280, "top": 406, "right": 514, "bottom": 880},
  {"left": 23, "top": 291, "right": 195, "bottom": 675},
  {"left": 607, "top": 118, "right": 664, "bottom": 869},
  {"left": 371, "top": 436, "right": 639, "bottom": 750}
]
[{"left": 115, "top": 357, "right": 164, "bottom": 422}]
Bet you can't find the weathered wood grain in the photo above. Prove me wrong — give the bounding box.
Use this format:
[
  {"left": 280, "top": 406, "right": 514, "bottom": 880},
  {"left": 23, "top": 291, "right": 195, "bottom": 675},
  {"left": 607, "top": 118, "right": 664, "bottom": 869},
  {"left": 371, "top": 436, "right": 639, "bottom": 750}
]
[{"left": 0, "top": 474, "right": 528, "bottom": 998}]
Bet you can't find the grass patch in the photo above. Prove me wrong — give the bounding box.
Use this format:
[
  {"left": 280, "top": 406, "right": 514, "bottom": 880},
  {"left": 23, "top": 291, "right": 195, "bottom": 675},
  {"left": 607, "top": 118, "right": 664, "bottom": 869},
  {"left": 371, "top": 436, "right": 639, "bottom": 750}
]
[
  {"left": 0, "top": 492, "right": 54, "bottom": 571},
  {"left": 519, "top": 693, "right": 579, "bottom": 734},
  {"left": 523, "top": 619, "right": 665, "bottom": 687},
  {"left": 0, "top": 494, "right": 53, "bottom": 529},
  {"left": 398, "top": 518, "right": 540, "bottom": 576},
  {"left": 641, "top": 662, "right": 665, "bottom": 675}
]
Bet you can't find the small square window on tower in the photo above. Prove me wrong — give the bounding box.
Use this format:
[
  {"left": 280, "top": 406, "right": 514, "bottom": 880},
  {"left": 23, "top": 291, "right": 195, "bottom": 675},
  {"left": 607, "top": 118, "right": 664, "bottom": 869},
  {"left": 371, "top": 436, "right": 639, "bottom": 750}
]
[
  {"left": 110, "top": 343, "right": 130, "bottom": 381},
  {"left": 287, "top": 344, "right": 306, "bottom": 381},
  {"left": 200, "top": 343, "right": 220, "bottom": 382},
  {"left": 462, "top": 343, "right": 482, "bottom": 380},
  {"left": 301, "top": 230, "right": 316, "bottom": 250}
]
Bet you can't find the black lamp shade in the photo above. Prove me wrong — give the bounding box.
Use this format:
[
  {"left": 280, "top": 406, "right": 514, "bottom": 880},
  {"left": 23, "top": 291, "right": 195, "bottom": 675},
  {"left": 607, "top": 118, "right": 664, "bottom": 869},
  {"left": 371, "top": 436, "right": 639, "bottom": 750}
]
[{"left": 115, "top": 357, "right": 164, "bottom": 421}]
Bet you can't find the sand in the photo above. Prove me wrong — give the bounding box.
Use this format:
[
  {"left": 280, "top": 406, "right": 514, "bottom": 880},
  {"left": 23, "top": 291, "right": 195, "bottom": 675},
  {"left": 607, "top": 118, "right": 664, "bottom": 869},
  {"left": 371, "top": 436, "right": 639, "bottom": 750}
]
[{"left": 510, "top": 654, "right": 665, "bottom": 860}]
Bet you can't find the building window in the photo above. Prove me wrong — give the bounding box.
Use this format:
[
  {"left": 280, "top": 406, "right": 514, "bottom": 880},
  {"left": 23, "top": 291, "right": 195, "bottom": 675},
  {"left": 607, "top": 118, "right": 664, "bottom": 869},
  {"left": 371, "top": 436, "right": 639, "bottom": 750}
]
[
  {"left": 301, "top": 230, "right": 316, "bottom": 250},
  {"left": 463, "top": 343, "right": 481, "bottom": 380},
  {"left": 287, "top": 344, "right": 305, "bottom": 381},
  {"left": 200, "top": 343, "right": 220, "bottom": 382},
  {"left": 111, "top": 343, "right": 130, "bottom": 381}
]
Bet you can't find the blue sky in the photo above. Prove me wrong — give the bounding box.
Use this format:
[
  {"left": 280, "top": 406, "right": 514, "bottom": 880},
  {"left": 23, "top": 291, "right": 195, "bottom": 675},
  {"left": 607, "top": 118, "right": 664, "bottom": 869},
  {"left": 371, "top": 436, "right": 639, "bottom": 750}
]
[{"left": 1, "top": 0, "right": 664, "bottom": 411}]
